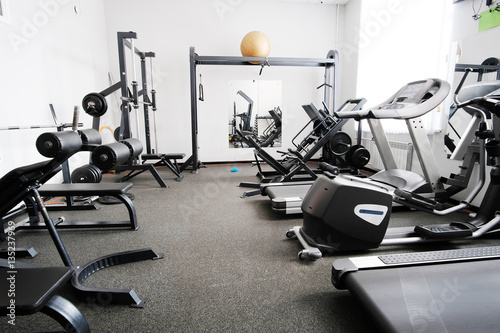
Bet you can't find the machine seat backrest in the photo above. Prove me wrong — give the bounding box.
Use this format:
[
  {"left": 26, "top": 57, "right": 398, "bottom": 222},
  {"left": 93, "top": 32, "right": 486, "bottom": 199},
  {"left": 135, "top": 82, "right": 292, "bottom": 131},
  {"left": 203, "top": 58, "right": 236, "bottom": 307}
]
[{"left": 0, "top": 161, "right": 62, "bottom": 218}]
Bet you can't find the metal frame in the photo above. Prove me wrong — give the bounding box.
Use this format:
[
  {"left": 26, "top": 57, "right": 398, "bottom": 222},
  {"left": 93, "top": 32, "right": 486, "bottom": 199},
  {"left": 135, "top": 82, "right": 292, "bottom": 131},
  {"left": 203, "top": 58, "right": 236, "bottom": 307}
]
[
  {"left": 448, "top": 59, "right": 500, "bottom": 159},
  {"left": 454, "top": 62, "right": 500, "bottom": 81},
  {"left": 93, "top": 32, "right": 173, "bottom": 187},
  {"left": 184, "top": 46, "right": 339, "bottom": 173}
]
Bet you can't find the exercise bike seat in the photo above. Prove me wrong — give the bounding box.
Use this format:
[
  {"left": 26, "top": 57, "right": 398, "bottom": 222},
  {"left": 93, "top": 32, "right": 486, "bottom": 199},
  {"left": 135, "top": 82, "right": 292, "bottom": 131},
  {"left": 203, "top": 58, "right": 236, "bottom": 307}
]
[{"left": 335, "top": 78, "right": 450, "bottom": 120}]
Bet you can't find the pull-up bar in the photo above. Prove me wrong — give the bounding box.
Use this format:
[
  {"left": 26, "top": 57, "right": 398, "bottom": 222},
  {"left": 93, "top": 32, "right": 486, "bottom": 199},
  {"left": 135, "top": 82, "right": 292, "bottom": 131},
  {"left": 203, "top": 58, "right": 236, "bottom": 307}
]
[{"left": 182, "top": 46, "right": 339, "bottom": 173}]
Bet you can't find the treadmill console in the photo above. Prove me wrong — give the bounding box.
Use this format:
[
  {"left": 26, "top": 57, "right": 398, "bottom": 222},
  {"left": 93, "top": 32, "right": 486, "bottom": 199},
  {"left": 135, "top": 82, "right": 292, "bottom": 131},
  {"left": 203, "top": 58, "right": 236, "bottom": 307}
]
[
  {"left": 380, "top": 81, "right": 425, "bottom": 110},
  {"left": 335, "top": 78, "right": 450, "bottom": 120}
]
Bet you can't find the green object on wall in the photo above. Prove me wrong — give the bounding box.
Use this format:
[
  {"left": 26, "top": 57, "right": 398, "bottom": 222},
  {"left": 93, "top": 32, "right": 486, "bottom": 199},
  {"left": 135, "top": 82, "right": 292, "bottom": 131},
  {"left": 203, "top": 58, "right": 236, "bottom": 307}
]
[{"left": 479, "top": 8, "right": 500, "bottom": 32}]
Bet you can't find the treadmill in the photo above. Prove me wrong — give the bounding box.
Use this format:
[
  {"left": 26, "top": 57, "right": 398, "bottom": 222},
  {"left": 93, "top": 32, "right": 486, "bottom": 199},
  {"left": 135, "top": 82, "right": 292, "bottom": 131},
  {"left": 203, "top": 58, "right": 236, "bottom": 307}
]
[{"left": 332, "top": 246, "right": 500, "bottom": 332}]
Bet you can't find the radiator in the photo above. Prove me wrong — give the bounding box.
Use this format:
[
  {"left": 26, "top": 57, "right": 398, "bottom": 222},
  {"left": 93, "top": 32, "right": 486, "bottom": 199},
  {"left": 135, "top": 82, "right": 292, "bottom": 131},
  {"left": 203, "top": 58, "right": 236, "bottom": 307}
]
[{"left": 361, "top": 138, "right": 414, "bottom": 171}]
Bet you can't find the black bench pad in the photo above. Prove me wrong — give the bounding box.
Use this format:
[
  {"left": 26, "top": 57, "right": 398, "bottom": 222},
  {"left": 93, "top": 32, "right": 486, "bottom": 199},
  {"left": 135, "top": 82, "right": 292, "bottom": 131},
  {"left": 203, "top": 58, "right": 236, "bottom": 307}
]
[
  {"left": 0, "top": 267, "right": 91, "bottom": 332},
  {"left": 0, "top": 267, "right": 72, "bottom": 315},
  {"left": 39, "top": 183, "right": 132, "bottom": 196},
  {"left": 142, "top": 153, "right": 185, "bottom": 160}
]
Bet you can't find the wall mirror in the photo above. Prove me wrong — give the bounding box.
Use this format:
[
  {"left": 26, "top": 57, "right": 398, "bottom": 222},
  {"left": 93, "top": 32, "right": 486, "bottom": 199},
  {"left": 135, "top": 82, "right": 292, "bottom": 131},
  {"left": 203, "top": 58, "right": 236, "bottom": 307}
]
[{"left": 227, "top": 80, "right": 282, "bottom": 148}]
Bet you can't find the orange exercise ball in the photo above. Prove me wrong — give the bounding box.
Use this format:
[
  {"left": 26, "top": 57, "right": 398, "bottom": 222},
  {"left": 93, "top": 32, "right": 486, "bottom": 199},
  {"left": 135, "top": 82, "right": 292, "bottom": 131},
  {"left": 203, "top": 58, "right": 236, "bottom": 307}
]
[{"left": 240, "top": 31, "right": 271, "bottom": 62}]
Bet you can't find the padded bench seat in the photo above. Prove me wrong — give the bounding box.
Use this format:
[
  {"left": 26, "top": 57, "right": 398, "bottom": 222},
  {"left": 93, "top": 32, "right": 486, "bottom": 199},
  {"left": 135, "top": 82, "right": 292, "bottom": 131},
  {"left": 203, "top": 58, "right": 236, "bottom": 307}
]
[
  {"left": 39, "top": 182, "right": 132, "bottom": 196},
  {"left": 23, "top": 183, "right": 138, "bottom": 230},
  {"left": 0, "top": 266, "right": 90, "bottom": 332}
]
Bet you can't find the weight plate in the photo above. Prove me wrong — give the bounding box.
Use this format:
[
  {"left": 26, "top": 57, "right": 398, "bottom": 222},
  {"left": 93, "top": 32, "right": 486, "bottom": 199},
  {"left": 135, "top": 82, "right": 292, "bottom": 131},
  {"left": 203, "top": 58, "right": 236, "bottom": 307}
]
[
  {"left": 113, "top": 126, "right": 132, "bottom": 141},
  {"left": 329, "top": 132, "right": 352, "bottom": 156},
  {"left": 82, "top": 92, "right": 108, "bottom": 117},
  {"left": 346, "top": 145, "right": 370, "bottom": 168},
  {"left": 71, "top": 164, "right": 101, "bottom": 183}
]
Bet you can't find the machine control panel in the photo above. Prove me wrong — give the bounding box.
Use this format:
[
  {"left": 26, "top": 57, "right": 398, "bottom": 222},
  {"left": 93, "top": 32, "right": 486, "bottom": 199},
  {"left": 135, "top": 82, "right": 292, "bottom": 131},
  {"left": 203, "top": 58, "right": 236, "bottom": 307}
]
[{"left": 334, "top": 79, "right": 450, "bottom": 120}]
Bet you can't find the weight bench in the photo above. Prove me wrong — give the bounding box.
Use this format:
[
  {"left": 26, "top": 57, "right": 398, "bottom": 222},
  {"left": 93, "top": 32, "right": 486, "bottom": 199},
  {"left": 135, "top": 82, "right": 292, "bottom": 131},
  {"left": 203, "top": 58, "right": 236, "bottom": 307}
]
[
  {"left": 0, "top": 264, "right": 90, "bottom": 333},
  {"left": 0, "top": 130, "right": 163, "bottom": 309},
  {"left": 34, "top": 182, "right": 139, "bottom": 230},
  {"left": 1, "top": 182, "right": 138, "bottom": 259},
  {"left": 142, "top": 153, "right": 185, "bottom": 181}
]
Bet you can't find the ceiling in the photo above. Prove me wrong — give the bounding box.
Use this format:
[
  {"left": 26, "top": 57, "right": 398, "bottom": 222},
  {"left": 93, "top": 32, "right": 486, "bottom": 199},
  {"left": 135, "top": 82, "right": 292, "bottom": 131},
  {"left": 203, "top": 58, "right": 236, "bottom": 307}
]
[{"left": 262, "top": 0, "right": 351, "bottom": 5}]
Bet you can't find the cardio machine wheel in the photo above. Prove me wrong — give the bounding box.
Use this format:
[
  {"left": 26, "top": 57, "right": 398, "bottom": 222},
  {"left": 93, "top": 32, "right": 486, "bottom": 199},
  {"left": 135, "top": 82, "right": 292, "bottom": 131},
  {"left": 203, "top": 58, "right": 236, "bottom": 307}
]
[
  {"left": 297, "top": 249, "right": 322, "bottom": 261},
  {"left": 285, "top": 229, "right": 296, "bottom": 239}
]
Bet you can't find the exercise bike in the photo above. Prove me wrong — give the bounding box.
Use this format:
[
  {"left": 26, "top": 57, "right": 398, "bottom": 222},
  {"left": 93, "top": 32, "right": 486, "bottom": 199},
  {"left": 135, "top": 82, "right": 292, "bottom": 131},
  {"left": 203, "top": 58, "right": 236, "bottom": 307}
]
[{"left": 286, "top": 78, "right": 500, "bottom": 260}]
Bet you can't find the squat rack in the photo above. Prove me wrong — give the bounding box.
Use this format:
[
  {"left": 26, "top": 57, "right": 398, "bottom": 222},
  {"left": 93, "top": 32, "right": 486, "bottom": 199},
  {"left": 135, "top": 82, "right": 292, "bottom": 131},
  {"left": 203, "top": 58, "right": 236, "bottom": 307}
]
[{"left": 183, "top": 46, "right": 339, "bottom": 173}]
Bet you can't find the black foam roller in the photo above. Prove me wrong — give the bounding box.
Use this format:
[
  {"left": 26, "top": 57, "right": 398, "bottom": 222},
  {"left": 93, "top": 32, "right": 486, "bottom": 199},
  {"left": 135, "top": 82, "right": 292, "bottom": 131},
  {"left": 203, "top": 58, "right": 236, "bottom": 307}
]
[
  {"left": 79, "top": 129, "right": 102, "bottom": 145},
  {"left": 36, "top": 131, "right": 82, "bottom": 157},
  {"left": 120, "top": 138, "right": 143, "bottom": 158},
  {"left": 91, "top": 142, "right": 130, "bottom": 170}
]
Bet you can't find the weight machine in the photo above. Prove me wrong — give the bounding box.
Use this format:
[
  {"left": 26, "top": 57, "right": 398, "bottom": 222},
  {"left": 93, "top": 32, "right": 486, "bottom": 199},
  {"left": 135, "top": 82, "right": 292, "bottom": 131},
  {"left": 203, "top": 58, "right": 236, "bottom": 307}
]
[
  {"left": 0, "top": 104, "right": 107, "bottom": 212},
  {"left": 0, "top": 113, "right": 146, "bottom": 245},
  {"left": 238, "top": 98, "right": 368, "bottom": 198},
  {"left": 254, "top": 106, "right": 283, "bottom": 148},
  {"left": 0, "top": 108, "right": 163, "bottom": 308},
  {"left": 229, "top": 89, "right": 283, "bottom": 148},
  {"left": 81, "top": 31, "right": 184, "bottom": 187}
]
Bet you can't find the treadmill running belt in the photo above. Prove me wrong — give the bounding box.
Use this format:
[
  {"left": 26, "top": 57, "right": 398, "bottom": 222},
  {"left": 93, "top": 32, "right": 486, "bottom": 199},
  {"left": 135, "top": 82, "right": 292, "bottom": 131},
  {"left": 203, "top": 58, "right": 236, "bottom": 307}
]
[{"left": 342, "top": 258, "right": 500, "bottom": 333}]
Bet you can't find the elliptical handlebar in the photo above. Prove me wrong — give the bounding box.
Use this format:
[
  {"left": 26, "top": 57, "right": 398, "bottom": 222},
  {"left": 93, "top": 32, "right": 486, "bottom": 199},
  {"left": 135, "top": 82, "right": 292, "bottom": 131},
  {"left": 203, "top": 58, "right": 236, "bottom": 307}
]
[
  {"left": 453, "top": 68, "right": 472, "bottom": 105},
  {"left": 457, "top": 93, "right": 500, "bottom": 117},
  {"left": 319, "top": 161, "right": 340, "bottom": 177}
]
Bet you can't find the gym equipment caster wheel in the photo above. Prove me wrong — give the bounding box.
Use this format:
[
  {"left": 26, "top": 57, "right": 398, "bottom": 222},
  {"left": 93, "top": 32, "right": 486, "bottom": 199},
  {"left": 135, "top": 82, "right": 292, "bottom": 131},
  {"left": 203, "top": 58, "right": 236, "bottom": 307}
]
[
  {"left": 297, "top": 249, "right": 322, "bottom": 261},
  {"left": 285, "top": 229, "right": 296, "bottom": 239}
]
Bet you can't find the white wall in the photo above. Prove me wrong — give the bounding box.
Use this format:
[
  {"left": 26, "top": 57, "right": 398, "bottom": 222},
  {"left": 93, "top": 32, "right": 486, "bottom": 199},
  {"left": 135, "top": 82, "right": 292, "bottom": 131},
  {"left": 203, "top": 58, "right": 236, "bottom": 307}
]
[
  {"left": 101, "top": 0, "right": 340, "bottom": 163},
  {"left": 0, "top": 0, "right": 110, "bottom": 180},
  {"left": 339, "top": 0, "right": 361, "bottom": 104}
]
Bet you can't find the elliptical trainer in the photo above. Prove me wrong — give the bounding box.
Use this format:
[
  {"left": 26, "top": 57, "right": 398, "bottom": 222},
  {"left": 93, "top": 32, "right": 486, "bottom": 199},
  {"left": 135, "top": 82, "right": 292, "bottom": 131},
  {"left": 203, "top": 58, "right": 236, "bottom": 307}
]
[{"left": 286, "top": 78, "right": 500, "bottom": 260}]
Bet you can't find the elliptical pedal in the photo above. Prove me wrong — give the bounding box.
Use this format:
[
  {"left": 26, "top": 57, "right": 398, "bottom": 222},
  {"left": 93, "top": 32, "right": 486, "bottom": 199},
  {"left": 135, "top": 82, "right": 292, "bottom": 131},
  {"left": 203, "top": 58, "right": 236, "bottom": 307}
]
[{"left": 414, "top": 221, "right": 478, "bottom": 239}]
